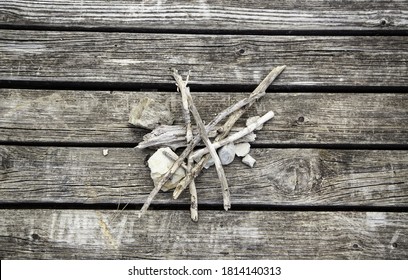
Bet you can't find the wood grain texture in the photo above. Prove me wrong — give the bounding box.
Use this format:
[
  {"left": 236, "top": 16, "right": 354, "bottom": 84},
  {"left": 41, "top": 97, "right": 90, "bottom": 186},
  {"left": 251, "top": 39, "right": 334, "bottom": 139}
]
[
  {"left": 1, "top": 89, "right": 407, "bottom": 145},
  {"left": 0, "top": 0, "right": 407, "bottom": 31},
  {"left": 0, "top": 209, "right": 406, "bottom": 259},
  {"left": 1, "top": 146, "right": 407, "bottom": 206},
  {"left": 1, "top": 31, "right": 407, "bottom": 87}
]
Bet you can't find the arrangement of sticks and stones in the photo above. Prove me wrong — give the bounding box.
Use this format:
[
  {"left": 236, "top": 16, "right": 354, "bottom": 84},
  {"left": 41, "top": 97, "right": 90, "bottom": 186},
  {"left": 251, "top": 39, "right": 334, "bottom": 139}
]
[{"left": 129, "top": 66, "right": 286, "bottom": 221}]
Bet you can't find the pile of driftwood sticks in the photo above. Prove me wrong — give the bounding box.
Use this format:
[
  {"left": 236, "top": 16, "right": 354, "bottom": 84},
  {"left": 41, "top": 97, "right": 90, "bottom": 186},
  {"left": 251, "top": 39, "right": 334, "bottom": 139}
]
[{"left": 136, "top": 65, "right": 286, "bottom": 221}]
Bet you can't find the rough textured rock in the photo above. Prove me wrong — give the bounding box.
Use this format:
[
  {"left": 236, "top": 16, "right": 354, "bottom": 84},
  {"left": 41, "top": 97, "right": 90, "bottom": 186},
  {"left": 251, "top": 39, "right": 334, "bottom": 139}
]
[
  {"left": 129, "top": 97, "right": 174, "bottom": 130},
  {"left": 242, "top": 154, "right": 256, "bottom": 168},
  {"left": 218, "top": 143, "right": 236, "bottom": 165},
  {"left": 235, "top": 142, "right": 251, "bottom": 157},
  {"left": 147, "top": 147, "right": 185, "bottom": 191}
]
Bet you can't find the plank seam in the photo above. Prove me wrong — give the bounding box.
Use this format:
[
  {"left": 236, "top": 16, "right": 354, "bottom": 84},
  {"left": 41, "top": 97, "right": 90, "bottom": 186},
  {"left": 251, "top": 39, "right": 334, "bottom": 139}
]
[
  {"left": 1, "top": 142, "right": 408, "bottom": 150},
  {"left": 2, "top": 80, "right": 408, "bottom": 93},
  {"left": 1, "top": 202, "right": 408, "bottom": 213},
  {"left": 1, "top": 24, "right": 408, "bottom": 36}
]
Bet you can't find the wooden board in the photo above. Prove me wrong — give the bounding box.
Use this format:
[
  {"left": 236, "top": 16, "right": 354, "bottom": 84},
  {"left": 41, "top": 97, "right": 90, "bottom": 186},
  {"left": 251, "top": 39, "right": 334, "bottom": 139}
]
[
  {"left": 1, "top": 31, "right": 407, "bottom": 87},
  {"left": 1, "top": 0, "right": 407, "bottom": 31},
  {"left": 0, "top": 209, "right": 406, "bottom": 259},
  {"left": 1, "top": 89, "right": 407, "bottom": 145},
  {"left": 1, "top": 146, "right": 407, "bottom": 206}
]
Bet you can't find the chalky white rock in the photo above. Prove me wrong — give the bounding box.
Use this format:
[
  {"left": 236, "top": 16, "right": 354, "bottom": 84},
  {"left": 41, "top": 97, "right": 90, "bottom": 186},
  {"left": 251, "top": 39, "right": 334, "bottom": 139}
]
[
  {"left": 235, "top": 142, "right": 250, "bottom": 157},
  {"left": 242, "top": 154, "right": 256, "bottom": 168}
]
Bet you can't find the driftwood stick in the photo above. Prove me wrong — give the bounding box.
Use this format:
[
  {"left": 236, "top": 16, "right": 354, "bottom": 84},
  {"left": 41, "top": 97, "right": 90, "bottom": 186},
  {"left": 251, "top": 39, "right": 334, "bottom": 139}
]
[
  {"left": 217, "top": 65, "right": 286, "bottom": 139},
  {"left": 172, "top": 72, "right": 199, "bottom": 220},
  {"left": 191, "top": 111, "right": 275, "bottom": 161},
  {"left": 188, "top": 157, "right": 198, "bottom": 222},
  {"left": 137, "top": 125, "right": 256, "bottom": 150},
  {"left": 172, "top": 69, "right": 193, "bottom": 143},
  {"left": 162, "top": 150, "right": 188, "bottom": 170},
  {"left": 184, "top": 87, "right": 231, "bottom": 211}
]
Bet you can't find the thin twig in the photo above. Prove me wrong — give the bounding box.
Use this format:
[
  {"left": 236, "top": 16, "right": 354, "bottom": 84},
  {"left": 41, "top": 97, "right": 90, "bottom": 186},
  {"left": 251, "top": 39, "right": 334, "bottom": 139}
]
[
  {"left": 137, "top": 125, "right": 255, "bottom": 150},
  {"left": 172, "top": 69, "right": 193, "bottom": 143},
  {"left": 188, "top": 157, "right": 198, "bottom": 222},
  {"left": 184, "top": 86, "right": 231, "bottom": 211},
  {"left": 171, "top": 71, "right": 199, "bottom": 221},
  {"left": 162, "top": 150, "right": 188, "bottom": 170}
]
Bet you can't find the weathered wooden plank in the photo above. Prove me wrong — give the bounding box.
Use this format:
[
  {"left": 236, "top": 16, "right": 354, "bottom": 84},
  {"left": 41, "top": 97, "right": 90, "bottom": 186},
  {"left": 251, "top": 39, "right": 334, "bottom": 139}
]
[
  {"left": 1, "top": 31, "right": 407, "bottom": 86},
  {"left": 1, "top": 89, "right": 407, "bottom": 145},
  {"left": 0, "top": 0, "right": 407, "bottom": 31},
  {"left": 0, "top": 209, "right": 406, "bottom": 259},
  {"left": 1, "top": 146, "right": 407, "bottom": 206}
]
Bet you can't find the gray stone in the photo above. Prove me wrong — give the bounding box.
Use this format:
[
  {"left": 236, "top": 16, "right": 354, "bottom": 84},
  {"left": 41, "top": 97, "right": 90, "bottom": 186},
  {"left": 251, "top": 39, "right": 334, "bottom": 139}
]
[
  {"left": 235, "top": 142, "right": 250, "bottom": 157},
  {"left": 218, "top": 143, "right": 235, "bottom": 165},
  {"left": 129, "top": 97, "right": 174, "bottom": 130}
]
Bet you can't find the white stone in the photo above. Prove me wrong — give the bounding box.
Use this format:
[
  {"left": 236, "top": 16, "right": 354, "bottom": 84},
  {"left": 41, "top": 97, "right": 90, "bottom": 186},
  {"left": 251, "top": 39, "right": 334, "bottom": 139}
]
[
  {"left": 242, "top": 154, "right": 256, "bottom": 168},
  {"left": 102, "top": 149, "right": 109, "bottom": 156},
  {"left": 218, "top": 143, "right": 235, "bottom": 165},
  {"left": 246, "top": 116, "right": 263, "bottom": 131},
  {"left": 234, "top": 142, "right": 250, "bottom": 157},
  {"left": 147, "top": 147, "right": 185, "bottom": 192},
  {"left": 129, "top": 97, "right": 174, "bottom": 130},
  {"left": 204, "top": 157, "right": 214, "bottom": 169}
]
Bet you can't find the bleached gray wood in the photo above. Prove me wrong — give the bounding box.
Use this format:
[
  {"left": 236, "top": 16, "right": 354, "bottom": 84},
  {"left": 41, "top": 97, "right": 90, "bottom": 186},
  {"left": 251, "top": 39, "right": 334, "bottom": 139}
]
[
  {"left": 0, "top": 209, "right": 406, "bottom": 259},
  {"left": 0, "top": 0, "right": 406, "bottom": 31},
  {"left": 0, "top": 146, "right": 407, "bottom": 206},
  {"left": 1, "top": 31, "right": 407, "bottom": 86},
  {"left": 1, "top": 89, "right": 407, "bottom": 145}
]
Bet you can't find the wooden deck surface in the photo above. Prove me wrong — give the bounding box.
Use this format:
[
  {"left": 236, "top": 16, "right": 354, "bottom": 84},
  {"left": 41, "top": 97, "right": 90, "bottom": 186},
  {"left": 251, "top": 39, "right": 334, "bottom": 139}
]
[{"left": 0, "top": 0, "right": 407, "bottom": 259}]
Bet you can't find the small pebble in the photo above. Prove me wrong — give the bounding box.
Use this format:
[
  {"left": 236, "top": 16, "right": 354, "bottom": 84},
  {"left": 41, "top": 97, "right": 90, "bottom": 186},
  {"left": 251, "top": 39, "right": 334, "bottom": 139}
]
[
  {"left": 235, "top": 142, "right": 250, "bottom": 157},
  {"left": 242, "top": 154, "right": 256, "bottom": 168},
  {"left": 102, "top": 149, "right": 109, "bottom": 156}
]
